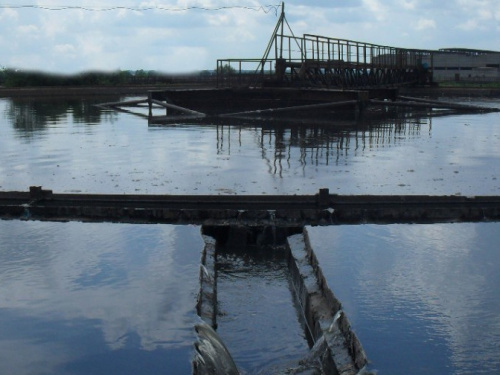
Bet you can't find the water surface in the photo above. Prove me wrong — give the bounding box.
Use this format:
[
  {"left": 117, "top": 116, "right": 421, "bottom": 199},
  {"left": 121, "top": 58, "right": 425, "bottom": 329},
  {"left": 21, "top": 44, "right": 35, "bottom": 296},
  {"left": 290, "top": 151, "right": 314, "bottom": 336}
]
[
  {"left": 1, "top": 96, "right": 500, "bottom": 374},
  {"left": 216, "top": 246, "right": 310, "bottom": 374},
  {"left": 1, "top": 96, "right": 499, "bottom": 195},
  {"left": 307, "top": 223, "right": 500, "bottom": 375},
  {"left": 0, "top": 220, "right": 202, "bottom": 375}
]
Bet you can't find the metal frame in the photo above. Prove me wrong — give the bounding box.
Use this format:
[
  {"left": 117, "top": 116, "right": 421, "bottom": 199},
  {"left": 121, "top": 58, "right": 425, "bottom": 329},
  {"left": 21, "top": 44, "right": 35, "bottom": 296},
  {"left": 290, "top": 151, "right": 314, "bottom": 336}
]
[{"left": 217, "top": 3, "right": 434, "bottom": 88}]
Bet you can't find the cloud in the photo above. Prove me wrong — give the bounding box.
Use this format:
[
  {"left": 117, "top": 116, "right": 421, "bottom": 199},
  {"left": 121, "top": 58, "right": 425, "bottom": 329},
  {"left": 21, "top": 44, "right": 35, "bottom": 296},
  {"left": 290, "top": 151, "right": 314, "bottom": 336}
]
[
  {"left": 362, "top": 0, "right": 388, "bottom": 21},
  {"left": 53, "top": 43, "right": 77, "bottom": 56},
  {"left": 0, "top": 1, "right": 499, "bottom": 73},
  {"left": 415, "top": 18, "right": 437, "bottom": 31},
  {"left": 457, "top": 18, "right": 480, "bottom": 31},
  {"left": 398, "top": 0, "right": 418, "bottom": 10},
  {"left": 17, "top": 24, "right": 40, "bottom": 35},
  {"left": 0, "top": 7, "right": 18, "bottom": 21}
]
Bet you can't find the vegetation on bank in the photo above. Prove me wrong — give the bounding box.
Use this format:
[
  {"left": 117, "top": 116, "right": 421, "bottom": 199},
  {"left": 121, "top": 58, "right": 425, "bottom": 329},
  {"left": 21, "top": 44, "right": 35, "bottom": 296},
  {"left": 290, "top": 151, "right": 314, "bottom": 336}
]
[
  {"left": 0, "top": 68, "right": 216, "bottom": 88},
  {"left": 1, "top": 67, "right": 499, "bottom": 89}
]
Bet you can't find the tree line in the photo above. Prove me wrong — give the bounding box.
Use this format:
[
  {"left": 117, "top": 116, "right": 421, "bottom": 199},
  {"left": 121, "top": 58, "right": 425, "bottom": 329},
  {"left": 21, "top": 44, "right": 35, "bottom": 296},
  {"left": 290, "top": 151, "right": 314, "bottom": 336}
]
[{"left": 0, "top": 68, "right": 218, "bottom": 87}]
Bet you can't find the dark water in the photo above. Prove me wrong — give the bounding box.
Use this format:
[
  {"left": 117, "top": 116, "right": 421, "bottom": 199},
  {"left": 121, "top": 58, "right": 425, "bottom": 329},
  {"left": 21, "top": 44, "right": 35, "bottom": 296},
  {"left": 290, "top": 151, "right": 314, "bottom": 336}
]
[
  {"left": 1, "top": 96, "right": 500, "bottom": 195},
  {"left": 0, "top": 221, "right": 202, "bottom": 375},
  {"left": 216, "top": 246, "right": 310, "bottom": 374},
  {"left": 1, "top": 96, "right": 500, "bottom": 374},
  {"left": 307, "top": 223, "right": 500, "bottom": 375}
]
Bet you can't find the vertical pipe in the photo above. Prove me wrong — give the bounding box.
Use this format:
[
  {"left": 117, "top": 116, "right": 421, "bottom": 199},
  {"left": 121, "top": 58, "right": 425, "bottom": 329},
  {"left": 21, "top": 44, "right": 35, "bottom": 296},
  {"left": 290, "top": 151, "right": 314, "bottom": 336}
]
[
  {"left": 216, "top": 60, "right": 220, "bottom": 88},
  {"left": 316, "top": 37, "right": 320, "bottom": 61},
  {"left": 288, "top": 36, "right": 291, "bottom": 62},
  {"left": 239, "top": 61, "right": 242, "bottom": 85},
  {"left": 279, "top": 2, "right": 284, "bottom": 59},
  {"left": 356, "top": 42, "right": 360, "bottom": 66},
  {"left": 303, "top": 38, "right": 306, "bottom": 61},
  {"left": 274, "top": 33, "right": 278, "bottom": 64},
  {"left": 431, "top": 51, "right": 434, "bottom": 82},
  {"left": 148, "top": 92, "right": 152, "bottom": 117}
]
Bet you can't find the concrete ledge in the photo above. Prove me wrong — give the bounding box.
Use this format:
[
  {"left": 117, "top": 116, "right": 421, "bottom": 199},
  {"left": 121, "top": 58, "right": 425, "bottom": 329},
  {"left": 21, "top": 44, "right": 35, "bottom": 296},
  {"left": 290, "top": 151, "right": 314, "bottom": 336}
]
[
  {"left": 2, "top": 188, "right": 500, "bottom": 226},
  {"left": 287, "top": 228, "right": 367, "bottom": 374},
  {"left": 196, "top": 234, "right": 218, "bottom": 328}
]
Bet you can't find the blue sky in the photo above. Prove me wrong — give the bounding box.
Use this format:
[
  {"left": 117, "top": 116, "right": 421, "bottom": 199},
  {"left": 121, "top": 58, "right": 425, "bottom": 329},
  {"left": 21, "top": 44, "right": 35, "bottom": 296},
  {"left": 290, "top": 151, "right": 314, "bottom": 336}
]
[{"left": 0, "top": 0, "right": 499, "bottom": 73}]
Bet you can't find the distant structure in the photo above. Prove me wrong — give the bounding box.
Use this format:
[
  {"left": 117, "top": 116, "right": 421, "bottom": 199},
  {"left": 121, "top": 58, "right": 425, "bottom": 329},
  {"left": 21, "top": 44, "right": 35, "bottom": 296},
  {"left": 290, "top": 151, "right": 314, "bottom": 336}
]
[
  {"left": 216, "top": 3, "right": 500, "bottom": 88},
  {"left": 424, "top": 48, "right": 500, "bottom": 83}
]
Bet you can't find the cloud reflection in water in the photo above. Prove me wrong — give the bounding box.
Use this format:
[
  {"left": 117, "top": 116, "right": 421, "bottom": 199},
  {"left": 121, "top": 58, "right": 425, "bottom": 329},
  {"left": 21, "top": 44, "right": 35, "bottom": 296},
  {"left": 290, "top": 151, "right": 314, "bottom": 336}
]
[
  {"left": 0, "top": 220, "right": 203, "bottom": 375},
  {"left": 307, "top": 223, "right": 500, "bottom": 374}
]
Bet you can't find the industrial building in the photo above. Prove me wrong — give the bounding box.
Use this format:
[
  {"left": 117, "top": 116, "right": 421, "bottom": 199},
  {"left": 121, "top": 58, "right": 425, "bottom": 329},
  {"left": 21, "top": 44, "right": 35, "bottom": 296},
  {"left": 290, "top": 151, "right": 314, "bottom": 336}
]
[{"left": 424, "top": 48, "right": 500, "bottom": 83}]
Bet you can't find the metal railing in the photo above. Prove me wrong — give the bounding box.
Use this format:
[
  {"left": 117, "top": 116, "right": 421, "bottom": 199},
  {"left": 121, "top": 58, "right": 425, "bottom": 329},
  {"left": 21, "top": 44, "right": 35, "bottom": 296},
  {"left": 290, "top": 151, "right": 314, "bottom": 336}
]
[
  {"left": 217, "top": 32, "right": 433, "bottom": 87},
  {"left": 216, "top": 59, "right": 276, "bottom": 87}
]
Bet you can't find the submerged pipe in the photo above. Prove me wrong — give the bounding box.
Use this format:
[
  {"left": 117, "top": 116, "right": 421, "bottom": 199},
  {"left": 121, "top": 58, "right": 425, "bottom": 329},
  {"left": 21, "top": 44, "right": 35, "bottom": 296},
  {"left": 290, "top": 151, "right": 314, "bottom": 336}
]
[
  {"left": 97, "top": 98, "right": 149, "bottom": 107},
  {"left": 398, "top": 95, "right": 500, "bottom": 112},
  {"left": 150, "top": 99, "right": 206, "bottom": 117},
  {"left": 219, "top": 100, "right": 358, "bottom": 118},
  {"left": 370, "top": 96, "right": 499, "bottom": 112}
]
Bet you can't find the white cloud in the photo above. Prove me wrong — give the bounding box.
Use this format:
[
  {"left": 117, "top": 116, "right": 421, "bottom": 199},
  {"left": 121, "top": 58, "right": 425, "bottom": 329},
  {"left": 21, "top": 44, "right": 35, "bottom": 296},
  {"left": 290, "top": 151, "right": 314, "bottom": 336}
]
[
  {"left": 206, "top": 13, "right": 230, "bottom": 26},
  {"left": 362, "top": 0, "right": 388, "bottom": 21},
  {"left": 398, "top": 0, "right": 417, "bottom": 10},
  {"left": 53, "top": 43, "right": 77, "bottom": 57},
  {"left": 478, "top": 8, "right": 493, "bottom": 20},
  {"left": 415, "top": 18, "right": 437, "bottom": 31},
  {"left": 0, "top": 7, "right": 18, "bottom": 21},
  {"left": 458, "top": 18, "right": 480, "bottom": 31},
  {"left": 17, "top": 24, "right": 40, "bottom": 35},
  {"left": 0, "top": 1, "right": 499, "bottom": 73}
]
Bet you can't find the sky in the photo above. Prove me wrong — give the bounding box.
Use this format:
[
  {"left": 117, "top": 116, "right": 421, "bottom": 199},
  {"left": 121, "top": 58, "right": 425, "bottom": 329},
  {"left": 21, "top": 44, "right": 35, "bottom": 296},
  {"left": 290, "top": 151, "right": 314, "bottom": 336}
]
[{"left": 0, "top": 0, "right": 499, "bottom": 74}]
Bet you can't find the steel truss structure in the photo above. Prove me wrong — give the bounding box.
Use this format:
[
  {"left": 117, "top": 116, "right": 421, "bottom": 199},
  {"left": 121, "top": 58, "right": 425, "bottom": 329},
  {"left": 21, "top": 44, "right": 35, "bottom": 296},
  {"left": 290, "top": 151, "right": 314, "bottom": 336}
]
[{"left": 217, "top": 3, "right": 432, "bottom": 88}]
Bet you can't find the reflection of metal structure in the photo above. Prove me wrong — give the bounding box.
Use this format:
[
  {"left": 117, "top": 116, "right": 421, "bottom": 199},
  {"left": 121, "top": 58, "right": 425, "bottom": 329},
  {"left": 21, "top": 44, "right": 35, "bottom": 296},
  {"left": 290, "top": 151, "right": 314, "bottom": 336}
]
[
  {"left": 217, "top": 3, "right": 432, "bottom": 88},
  {"left": 256, "top": 118, "right": 425, "bottom": 176}
]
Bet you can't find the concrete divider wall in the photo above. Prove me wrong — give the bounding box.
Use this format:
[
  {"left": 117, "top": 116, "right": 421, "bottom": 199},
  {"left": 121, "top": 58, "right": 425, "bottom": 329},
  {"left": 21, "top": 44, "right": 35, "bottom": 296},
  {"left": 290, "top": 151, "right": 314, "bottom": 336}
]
[
  {"left": 196, "top": 234, "right": 218, "bottom": 328},
  {"left": 196, "top": 225, "right": 371, "bottom": 374},
  {"left": 287, "top": 228, "right": 368, "bottom": 374}
]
